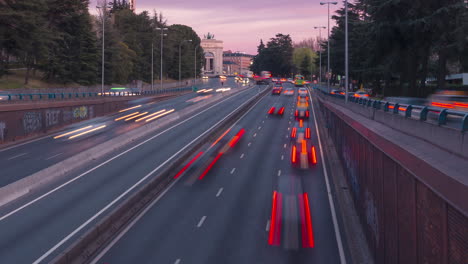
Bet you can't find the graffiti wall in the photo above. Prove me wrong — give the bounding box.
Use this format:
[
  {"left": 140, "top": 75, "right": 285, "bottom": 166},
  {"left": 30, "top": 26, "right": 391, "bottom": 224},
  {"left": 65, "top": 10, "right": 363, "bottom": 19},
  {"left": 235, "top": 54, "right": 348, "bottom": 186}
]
[
  {"left": 0, "top": 122, "right": 5, "bottom": 142},
  {"left": 23, "top": 112, "right": 42, "bottom": 134},
  {"left": 45, "top": 110, "right": 61, "bottom": 128}
]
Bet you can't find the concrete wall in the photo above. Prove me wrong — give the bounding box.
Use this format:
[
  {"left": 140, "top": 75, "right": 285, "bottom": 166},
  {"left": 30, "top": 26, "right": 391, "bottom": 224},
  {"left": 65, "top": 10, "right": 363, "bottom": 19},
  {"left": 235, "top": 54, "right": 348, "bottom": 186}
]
[{"left": 315, "top": 95, "right": 468, "bottom": 264}]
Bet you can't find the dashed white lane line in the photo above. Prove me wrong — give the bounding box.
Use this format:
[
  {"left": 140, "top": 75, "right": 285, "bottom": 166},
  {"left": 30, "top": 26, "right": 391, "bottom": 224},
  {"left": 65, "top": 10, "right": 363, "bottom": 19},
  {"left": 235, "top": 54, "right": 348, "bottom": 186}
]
[
  {"left": 45, "top": 153, "right": 63, "bottom": 160},
  {"left": 262, "top": 120, "right": 265, "bottom": 123},
  {"left": 7, "top": 153, "right": 27, "bottom": 160},
  {"left": 281, "top": 155, "right": 284, "bottom": 160},
  {"left": 258, "top": 126, "right": 262, "bottom": 130},
  {"left": 230, "top": 168, "right": 236, "bottom": 174},
  {"left": 253, "top": 133, "right": 257, "bottom": 137},
  {"left": 288, "top": 127, "right": 290, "bottom": 130},
  {"left": 266, "top": 220, "right": 271, "bottom": 231},
  {"left": 174, "top": 259, "right": 181, "bottom": 264},
  {"left": 284, "top": 144, "right": 287, "bottom": 149},
  {"left": 289, "top": 121, "right": 291, "bottom": 124},
  {"left": 216, "top": 188, "right": 224, "bottom": 197},
  {"left": 197, "top": 216, "right": 207, "bottom": 228},
  {"left": 248, "top": 142, "right": 252, "bottom": 147},
  {"left": 240, "top": 153, "right": 245, "bottom": 159},
  {"left": 277, "top": 170, "right": 282, "bottom": 176}
]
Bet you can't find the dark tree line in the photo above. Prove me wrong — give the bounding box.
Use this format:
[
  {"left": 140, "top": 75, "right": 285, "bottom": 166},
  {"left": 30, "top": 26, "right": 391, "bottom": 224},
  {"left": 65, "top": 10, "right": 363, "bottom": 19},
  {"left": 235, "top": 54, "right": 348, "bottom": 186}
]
[
  {"left": 0, "top": 0, "right": 204, "bottom": 86},
  {"left": 321, "top": 0, "right": 468, "bottom": 96},
  {"left": 250, "top": 34, "right": 294, "bottom": 77}
]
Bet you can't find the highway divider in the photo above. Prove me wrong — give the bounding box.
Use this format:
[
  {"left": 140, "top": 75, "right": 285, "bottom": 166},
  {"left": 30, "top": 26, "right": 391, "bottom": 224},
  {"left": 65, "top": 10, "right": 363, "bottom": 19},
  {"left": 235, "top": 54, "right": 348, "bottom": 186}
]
[
  {"left": 52, "top": 84, "right": 271, "bottom": 264},
  {"left": 0, "top": 84, "right": 259, "bottom": 207}
]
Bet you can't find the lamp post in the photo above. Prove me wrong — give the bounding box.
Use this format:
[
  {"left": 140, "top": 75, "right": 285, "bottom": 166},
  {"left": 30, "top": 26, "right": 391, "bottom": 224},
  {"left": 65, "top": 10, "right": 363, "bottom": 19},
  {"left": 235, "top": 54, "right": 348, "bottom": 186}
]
[
  {"left": 96, "top": 5, "right": 105, "bottom": 95},
  {"left": 156, "top": 27, "right": 168, "bottom": 90},
  {"left": 320, "top": 1, "right": 337, "bottom": 93},
  {"left": 194, "top": 44, "right": 200, "bottom": 84},
  {"left": 314, "top": 26, "right": 326, "bottom": 85},
  {"left": 151, "top": 42, "right": 154, "bottom": 90},
  {"left": 179, "top": 39, "right": 193, "bottom": 86},
  {"left": 345, "top": 0, "right": 349, "bottom": 103}
]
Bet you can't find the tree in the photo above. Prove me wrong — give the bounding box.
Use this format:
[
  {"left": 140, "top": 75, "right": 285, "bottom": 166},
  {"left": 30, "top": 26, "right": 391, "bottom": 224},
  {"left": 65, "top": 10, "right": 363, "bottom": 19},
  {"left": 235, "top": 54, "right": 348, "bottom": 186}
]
[
  {"left": 293, "top": 47, "right": 317, "bottom": 79},
  {"left": 251, "top": 34, "right": 294, "bottom": 76}
]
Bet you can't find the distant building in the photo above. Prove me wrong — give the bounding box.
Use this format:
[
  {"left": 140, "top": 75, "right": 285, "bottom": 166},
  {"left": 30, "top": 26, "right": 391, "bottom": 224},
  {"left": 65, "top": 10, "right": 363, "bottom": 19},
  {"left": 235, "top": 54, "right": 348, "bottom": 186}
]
[
  {"left": 223, "top": 51, "right": 254, "bottom": 75},
  {"left": 201, "top": 38, "right": 224, "bottom": 76},
  {"left": 129, "top": 0, "right": 135, "bottom": 11}
]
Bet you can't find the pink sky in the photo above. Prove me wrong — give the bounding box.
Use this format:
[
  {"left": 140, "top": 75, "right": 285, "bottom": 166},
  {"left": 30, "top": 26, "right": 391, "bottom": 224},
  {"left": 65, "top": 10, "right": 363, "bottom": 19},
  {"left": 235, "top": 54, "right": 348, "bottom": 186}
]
[{"left": 89, "top": 0, "right": 341, "bottom": 54}]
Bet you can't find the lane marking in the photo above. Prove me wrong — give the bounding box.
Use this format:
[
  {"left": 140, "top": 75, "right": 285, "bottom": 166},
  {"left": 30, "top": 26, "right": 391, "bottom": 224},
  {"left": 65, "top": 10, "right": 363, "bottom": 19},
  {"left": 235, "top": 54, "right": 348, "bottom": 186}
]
[
  {"left": 253, "top": 133, "right": 257, "bottom": 137},
  {"left": 262, "top": 120, "right": 265, "bottom": 123},
  {"left": 277, "top": 170, "right": 281, "bottom": 176},
  {"left": 7, "top": 153, "right": 27, "bottom": 160},
  {"left": 45, "top": 153, "right": 63, "bottom": 161},
  {"left": 174, "top": 259, "right": 181, "bottom": 264},
  {"left": 248, "top": 142, "right": 251, "bottom": 147},
  {"left": 90, "top": 87, "right": 271, "bottom": 264},
  {"left": 281, "top": 155, "right": 284, "bottom": 160},
  {"left": 258, "top": 126, "right": 261, "bottom": 130},
  {"left": 288, "top": 127, "right": 290, "bottom": 130},
  {"left": 283, "top": 144, "right": 287, "bottom": 149},
  {"left": 230, "top": 168, "right": 236, "bottom": 174},
  {"left": 240, "top": 153, "right": 244, "bottom": 159},
  {"left": 216, "top": 188, "right": 224, "bottom": 197},
  {"left": 197, "top": 216, "right": 207, "bottom": 228},
  {"left": 266, "top": 220, "right": 271, "bottom": 231},
  {"left": 309, "top": 89, "right": 346, "bottom": 263}
]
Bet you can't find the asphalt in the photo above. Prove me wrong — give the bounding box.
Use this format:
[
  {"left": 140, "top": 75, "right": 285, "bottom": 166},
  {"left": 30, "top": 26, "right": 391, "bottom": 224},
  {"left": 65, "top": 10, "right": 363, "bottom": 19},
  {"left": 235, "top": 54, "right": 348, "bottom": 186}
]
[
  {"left": 95, "top": 82, "right": 345, "bottom": 264},
  {"left": 0, "top": 78, "right": 263, "bottom": 263},
  {"left": 0, "top": 78, "right": 247, "bottom": 187}
]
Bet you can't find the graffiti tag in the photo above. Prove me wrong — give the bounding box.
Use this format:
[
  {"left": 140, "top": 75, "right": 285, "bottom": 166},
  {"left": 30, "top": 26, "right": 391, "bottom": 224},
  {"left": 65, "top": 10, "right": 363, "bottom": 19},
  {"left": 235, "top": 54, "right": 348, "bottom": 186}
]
[
  {"left": 45, "top": 110, "right": 61, "bottom": 127},
  {"left": 0, "top": 122, "right": 5, "bottom": 141},
  {"left": 73, "top": 106, "right": 88, "bottom": 119},
  {"left": 23, "top": 112, "right": 42, "bottom": 134}
]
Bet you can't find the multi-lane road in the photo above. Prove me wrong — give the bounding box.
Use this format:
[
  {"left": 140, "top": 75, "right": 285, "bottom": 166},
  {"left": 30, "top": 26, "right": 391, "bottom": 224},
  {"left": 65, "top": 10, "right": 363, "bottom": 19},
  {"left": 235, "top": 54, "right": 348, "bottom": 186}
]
[{"left": 0, "top": 79, "right": 348, "bottom": 263}]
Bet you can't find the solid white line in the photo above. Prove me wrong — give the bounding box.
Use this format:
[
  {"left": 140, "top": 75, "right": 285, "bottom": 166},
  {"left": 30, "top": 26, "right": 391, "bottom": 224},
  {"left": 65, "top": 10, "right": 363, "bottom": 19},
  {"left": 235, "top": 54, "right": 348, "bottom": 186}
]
[
  {"left": 7, "top": 153, "right": 27, "bottom": 160},
  {"left": 216, "top": 188, "right": 223, "bottom": 197},
  {"left": 266, "top": 220, "right": 271, "bottom": 231},
  {"left": 45, "top": 153, "right": 63, "bottom": 160},
  {"left": 309, "top": 89, "right": 347, "bottom": 264},
  {"left": 21, "top": 91, "right": 259, "bottom": 264},
  {"left": 2, "top": 89, "right": 251, "bottom": 222},
  {"left": 240, "top": 153, "right": 244, "bottom": 159},
  {"left": 197, "top": 216, "right": 207, "bottom": 228},
  {"left": 277, "top": 170, "right": 281, "bottom": 176},
  {"left": 90, "top": 89, "right": 270, "bottom": 264},
  {"left": 174, "top": 259, "right": 181, "bottom": 264},
  {"left": 230, "top": 168, "right": 236, "bottom": 174}
]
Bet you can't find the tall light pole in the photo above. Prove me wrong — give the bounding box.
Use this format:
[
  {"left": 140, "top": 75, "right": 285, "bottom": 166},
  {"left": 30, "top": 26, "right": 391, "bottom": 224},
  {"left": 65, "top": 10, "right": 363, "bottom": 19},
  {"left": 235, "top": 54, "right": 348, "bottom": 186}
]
[
  {"left": 151, "top": 42, "right": 154, "bottom": 90},
  {"left": 320, "top": 1, "right": 337, "bottom": 93},
  {"left": 97, "top": 5, "right": 105, "bottom": 95},
  {"left": 179, "top": 39, "right": 192, "bottom": 85},
  {"left": 314, "top": 26, "right": 326, "bottom": 85},
  {"left": 345, "top": 0, "right": 349, "bottom": 103},
  {"left": 194, "top": 44, "right": 200, "bottom": 84},
  {"left": 156, "top": 27, "right": 168, "bottom": 90}
]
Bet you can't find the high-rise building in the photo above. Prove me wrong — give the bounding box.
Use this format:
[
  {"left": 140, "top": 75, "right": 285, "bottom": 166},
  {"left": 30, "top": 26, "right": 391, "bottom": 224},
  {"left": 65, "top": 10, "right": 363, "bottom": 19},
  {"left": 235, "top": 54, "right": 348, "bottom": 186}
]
[{"left": 129, "top": 0, "right": 135, "bottom": 11}]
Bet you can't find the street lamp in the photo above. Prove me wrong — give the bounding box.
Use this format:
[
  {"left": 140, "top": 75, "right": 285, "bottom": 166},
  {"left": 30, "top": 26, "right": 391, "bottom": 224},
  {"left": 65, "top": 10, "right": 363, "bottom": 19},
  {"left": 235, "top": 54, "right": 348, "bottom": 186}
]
[
  {"left": 314, "top": 26, "right": 326, "bottom": 85},
  {"left": 156, "top": 27, "right": 168, "bottom": 90},
  {"left": 345, "top": 0, "right": 349, "bottom": 103},
  {"left": 194, "top": 44, "right": 200, "bottom": 84},
  {"left": 96, "top": 5, "right": 106, "bottom": 96},
  {"left": 179, "top": 39, "right": 193, "bottom": 85},
  {"left": 320, "top": 1, "right": 337, "bottom": 93}
]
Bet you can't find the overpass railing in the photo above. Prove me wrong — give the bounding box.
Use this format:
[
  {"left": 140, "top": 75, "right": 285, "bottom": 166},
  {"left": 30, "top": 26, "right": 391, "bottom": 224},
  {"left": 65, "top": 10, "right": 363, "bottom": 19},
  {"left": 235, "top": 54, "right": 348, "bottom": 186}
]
[{"left": 313, "top": 86, "right": 468, "bottom": 132}]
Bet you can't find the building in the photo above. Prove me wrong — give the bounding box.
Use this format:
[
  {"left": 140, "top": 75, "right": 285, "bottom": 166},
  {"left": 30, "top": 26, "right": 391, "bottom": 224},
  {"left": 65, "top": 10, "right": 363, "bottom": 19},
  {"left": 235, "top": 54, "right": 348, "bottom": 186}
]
[
  {"left": 200, "top": 39, "right": 224, "bottom": 76},
  {"left": 223, "top": 51, "right": 254, "bottom": 75},
  {"left": 129, "top": 0, "right": 135, "bottom": 11}
]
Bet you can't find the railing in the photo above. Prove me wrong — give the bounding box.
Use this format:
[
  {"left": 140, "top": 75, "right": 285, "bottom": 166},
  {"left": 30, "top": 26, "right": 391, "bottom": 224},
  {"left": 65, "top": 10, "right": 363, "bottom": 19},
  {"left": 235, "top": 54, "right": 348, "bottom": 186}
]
[
  {"left": 313, "top": 86, "right": 468, "bottom": 132},
  {"left": 0, "top": 86, "right": 194, "bottom": 103}
]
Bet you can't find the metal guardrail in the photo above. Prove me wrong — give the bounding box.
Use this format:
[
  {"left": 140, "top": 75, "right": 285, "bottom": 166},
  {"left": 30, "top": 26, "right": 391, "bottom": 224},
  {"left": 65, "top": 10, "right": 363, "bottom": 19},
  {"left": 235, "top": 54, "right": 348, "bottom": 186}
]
[
  {"left": 313, "top": 86, "right": 468, "bottom": 132},
  {"left": 0, "top": 86, "right": 194, "bottom": 103}
]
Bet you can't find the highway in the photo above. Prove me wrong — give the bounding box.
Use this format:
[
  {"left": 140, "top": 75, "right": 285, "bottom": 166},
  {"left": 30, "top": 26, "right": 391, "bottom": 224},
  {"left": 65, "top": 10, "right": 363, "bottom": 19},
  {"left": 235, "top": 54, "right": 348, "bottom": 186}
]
[
  {"left": 0, "top": 78, "right": 263, "bottom": 263},
  {"left": 93, "top": 82, "right": 346, "bottom": 264},
  {"left": 0, "top": 78, "right": 245, "bottom": 187}
]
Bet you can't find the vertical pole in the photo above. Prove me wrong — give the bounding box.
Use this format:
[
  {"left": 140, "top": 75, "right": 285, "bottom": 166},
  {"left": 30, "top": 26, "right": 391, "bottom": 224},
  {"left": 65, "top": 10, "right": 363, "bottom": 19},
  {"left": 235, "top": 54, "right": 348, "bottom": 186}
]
[
  {"left": 327, "top": 3, "right": 331, "bottom": 93},
  {"left": 179, "top": 43, "right": 182, "bottom": 86},
  {"left": 151, "top": 42, "right": 154, "bottom": 91},
  {"left": 345, "top": 0, "right": 349, "bottom": 103},
  {"left": 194, "top": 46, "right": 197, "bottom": 83},
  {"left": 101, "top": 8, "right": 105, "bottom": 96},
  {"left": 160, "top": 30, "right": 163, "bottom": 90}
]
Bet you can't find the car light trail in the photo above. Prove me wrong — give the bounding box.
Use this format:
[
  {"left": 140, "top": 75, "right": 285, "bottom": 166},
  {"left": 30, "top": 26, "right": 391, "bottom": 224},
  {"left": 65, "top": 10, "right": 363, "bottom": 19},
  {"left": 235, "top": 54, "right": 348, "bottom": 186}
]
[
  {"left": 268, "top": 107, "right": 275, "bottom": 114},
  {"left": 431, "top": 102, "right": 454, "bottom": 108},
  {"left": 135, "top": 109, "right": 167, "bottom": 122},
  {"left": 53, "top": 126, "right": 93, "bottom": 139},
  {"left": 68, "top": 125, "right": 106, "bottom": 139},
  {"left": 291, "top": 127, "right": 297, "bottom": 138},
  {"left": 306, "top": 128, "right": 311, "bottom": 139},
  {"left": 115, "top": 112, "right": 140, "bottom": 121},
  {"left": 198, "top": 153, "right": 223, "bottom": 180},
  {"left": 145, "top": 109, "right": 175, "bottom": 122},
  {"left": 174, "top": 151, "right": 204, "bottom": 179},
  {"left": 299, "top": 120, "right": 303, "bottom": 127},
  {"left": 268, "top": 191, "right": 278, "bottom": 245},
  {"left": 279, "top": 107, "right": 285, "bottom": 115},
  {"left": 228, "top": 129, "right": 245, "bottom": 148},
  {"left": 211, "top": 128, "right": 231, "bottom": 147},
  {"left": 291, "top": 145, "right": 297, "bottom": 163},
  {"left": 311, "top": 146, "right": 317, "bottom": 164},
  {"left": 125, "top": 112, "right": 149, "bottom": 121},
  {"left": 295, "top": 110, "right": 298, "bottom": 117},
  {"left": 118, "top": 105, "right": 142, "bottom": 113},
  {"left": 303, "top": 193, "right": 315, "bottom": 248}
]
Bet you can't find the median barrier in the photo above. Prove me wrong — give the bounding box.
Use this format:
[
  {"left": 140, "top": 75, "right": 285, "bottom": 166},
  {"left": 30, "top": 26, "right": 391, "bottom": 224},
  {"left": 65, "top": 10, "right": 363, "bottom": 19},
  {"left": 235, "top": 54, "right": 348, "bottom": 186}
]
[{"left": 51, "top": 84, "right": 271, "bottom": 264}]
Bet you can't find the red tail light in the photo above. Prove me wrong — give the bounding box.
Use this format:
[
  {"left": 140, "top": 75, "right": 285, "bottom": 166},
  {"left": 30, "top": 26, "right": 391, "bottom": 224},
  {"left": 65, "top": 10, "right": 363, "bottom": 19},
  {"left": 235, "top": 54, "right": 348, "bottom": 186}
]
[
  {"left": 174, "top": 151, "right": 204, "bottom": 179},
  {"left": 299, "top": 120, "right": 303, "bottom": 127},
  {"left": 291, "top": 127, "right": 297, "bottom": 138},
  {"left": 229, "top": 129, "right": 245, "bottom": 148},
  {"left": 303, "top": 193, "right": 315, "bottom": 247},
  {"left": 199, "top": 153, "right": 223, "bottom": 180},
  {"left": 305, "top": 110, "right": 310, "bottom": 118},
  {"left": 295, "top": 110, "right": 298, "bottom": 117},
  {"left": 311, "top": 146, "right": 317, "bottom": 164},
  {"left": 268, "top": 107, "right": 275, "bottom": 114},
  {"left": 291, "top": 145, "right": 297, "bottom": 163},
  {"left": 301, "top": 140, "right": 307, "bottom": 154},
  {"left": 306, "top": 128, "right": 311, "bottom": 139},
  {"left": 279, "top": 107, "right": 285, "bottom": 115}
]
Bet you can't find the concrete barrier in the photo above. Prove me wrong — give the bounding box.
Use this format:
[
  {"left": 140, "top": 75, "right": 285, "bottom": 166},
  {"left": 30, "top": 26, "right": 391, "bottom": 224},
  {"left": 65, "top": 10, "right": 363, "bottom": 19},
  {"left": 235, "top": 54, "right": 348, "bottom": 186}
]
[{"left": 51, "top": 85, "right": 271, "bottom": 264}]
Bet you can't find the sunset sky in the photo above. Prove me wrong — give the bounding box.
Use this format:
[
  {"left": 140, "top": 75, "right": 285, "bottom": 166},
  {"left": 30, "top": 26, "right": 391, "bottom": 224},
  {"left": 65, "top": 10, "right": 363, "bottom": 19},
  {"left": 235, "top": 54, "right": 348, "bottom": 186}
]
[{"left": 89, "top": 0, "right": 341, "bottom": 54}]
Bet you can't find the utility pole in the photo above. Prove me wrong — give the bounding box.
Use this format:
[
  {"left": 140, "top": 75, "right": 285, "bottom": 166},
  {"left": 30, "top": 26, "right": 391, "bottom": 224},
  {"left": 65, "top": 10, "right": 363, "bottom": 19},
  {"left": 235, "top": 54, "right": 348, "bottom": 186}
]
[
  {"left": 345, "top": 0, "right": 349, "bottom": 103},
  {"left": 320, "top": 1, "right": 337, "bottom": 93},
  {"left": 179, "top": 39, "right": 193, "bottom": 86},
  {"left": 97, "top": 5, "right": 105, "bottom": 95},
  {"left": 156, "top": 27, "right": 168, "bottom": 90},
  {"left": 314, "top": 26, "right": 326, "bottom": 85}
]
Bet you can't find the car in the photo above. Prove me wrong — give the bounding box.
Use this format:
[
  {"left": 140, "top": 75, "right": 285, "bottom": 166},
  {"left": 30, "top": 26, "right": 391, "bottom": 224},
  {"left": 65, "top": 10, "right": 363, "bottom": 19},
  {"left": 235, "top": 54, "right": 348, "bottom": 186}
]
[
  {"left": 427, "top": 90, "right": 468, "bottom": 112},
  {"left": 290, "top": 120, "right": 311, "bottom": 140},
  {"left": 268, "top": 103, "right": 285, "bottom": 116},
  {"left": 354, "top": 91, "right": 369, "bottom": 98},
  {"left": 283, "top": 89, "right": 294, "bottom": 96},
  {"left": 290, "top": 138, "right": 317, "bottom": 169},
  {"left": 295, "top": 97, "right": 310, "bottom": 119},
  {"left": 272, "top": 84, "right": 283, "bottom": 95},
  {"left": 331, "top": 89, "right": 345, "bottom": 95},
  {"left": 272, "top": 77, "right": 278, "bottom": 82},
  {"left": 280, "top": 78, "right": 287, "bottom": 82},
  {"left": 298, "top": 88, "right": 308, "bottom": 97}
]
